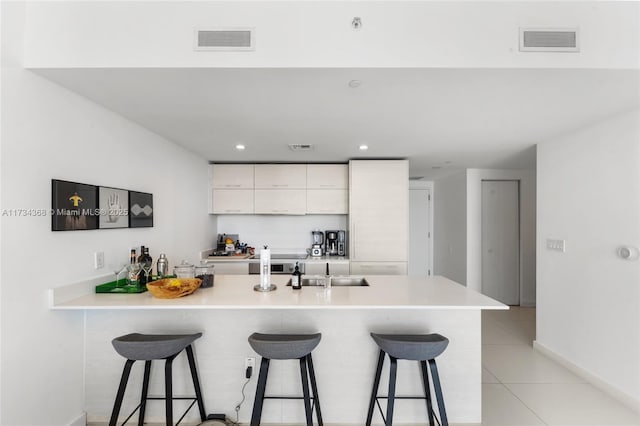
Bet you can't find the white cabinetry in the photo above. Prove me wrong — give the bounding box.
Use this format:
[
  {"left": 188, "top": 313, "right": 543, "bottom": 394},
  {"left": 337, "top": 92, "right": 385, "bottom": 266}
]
[
  {"left": 349, "top": 160, "right": 408, "bottom": 272},
  {"left": 306, "top": 164, "right": 348, "bottom": 214},
  {"left": 255, "top": 164, "right": 307, "bottom": 189},
  {"left": 305, "top": 260, "right": 350, "bottom": 276},
  {"left": 254, "top": 189, "right": 306, "bottom": 215},
  {"left": 210, "top": 164, "right": 254, "bottom": 214},
  {"left": 208, "top": 262, "right": 249, "bottom": 275},
  {"left": 350, "top": 261, "right": 407, "bottom": 275}
]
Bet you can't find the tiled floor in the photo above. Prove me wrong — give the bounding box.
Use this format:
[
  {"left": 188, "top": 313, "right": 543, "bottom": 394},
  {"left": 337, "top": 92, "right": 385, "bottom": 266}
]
[{"left": 481, "top": 307, "right": 640, "bottom": 426}]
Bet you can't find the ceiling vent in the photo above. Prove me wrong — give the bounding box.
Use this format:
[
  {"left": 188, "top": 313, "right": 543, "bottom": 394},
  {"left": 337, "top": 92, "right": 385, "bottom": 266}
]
[
  {"left": 288, "top": 144, "right": 314, "bottom": 151},
  {"left": 519, "top": 28, "right": 579, "bottom": 52},
  {"left": 194, "top": 28, "right": 254, "bottom": 51}
]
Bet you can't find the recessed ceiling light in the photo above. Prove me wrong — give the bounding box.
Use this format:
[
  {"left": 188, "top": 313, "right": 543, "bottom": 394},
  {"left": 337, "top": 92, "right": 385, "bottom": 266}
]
[
  {"left": 348, "top": 80, "right": 362, "bottom": 88},
  {"left": 359, "top": 144, "right": 368, "bottom": 151},
  {"left": 235, "top": 144, "right": 245, "bottom": 150}
]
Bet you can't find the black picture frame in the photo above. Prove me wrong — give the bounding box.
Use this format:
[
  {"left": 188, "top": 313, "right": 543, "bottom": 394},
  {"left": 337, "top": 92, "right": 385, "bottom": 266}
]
[
  {"left": 98, "top": 186, "right": 129, "bottom": 229},
  {"left": 51, "top": 179, "right": 99, "bottom": 231},
  {"left": 129, "top": 191, "right": 153, "bottom": 228}
]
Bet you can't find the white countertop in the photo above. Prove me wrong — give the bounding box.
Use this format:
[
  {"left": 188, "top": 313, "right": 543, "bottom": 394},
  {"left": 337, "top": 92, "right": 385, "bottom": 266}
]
[{"left": 50, "top": 275, "right": 507, "bottom": 311}]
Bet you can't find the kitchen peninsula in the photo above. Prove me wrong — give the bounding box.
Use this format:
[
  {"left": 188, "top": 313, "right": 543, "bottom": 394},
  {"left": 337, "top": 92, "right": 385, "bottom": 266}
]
[{"left": 51, "top": 275, "right": 506, "bottom": 424}]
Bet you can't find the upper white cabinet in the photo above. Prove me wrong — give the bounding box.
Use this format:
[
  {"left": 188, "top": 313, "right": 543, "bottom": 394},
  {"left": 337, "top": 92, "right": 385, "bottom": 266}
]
[
  {"left": 211, "top": 164, "right": 254, "bottom": 188},
  {"left": 255, "top": 164, "right": 307, "bottom": 189},
  {"left": 211, "top": 189, "right": 254, "bottom": 214},
  {"left": 254, "top": 189, "right": 306, "bottom": 215},
  {"left": 306, "top": 190, "right": 348, "bottom": 214},
  {"left": 306, "top": 164, "right": 348, "bottom": 189},
  {"left": 349, "top": 160, "right": 409, "bottom": 266}
]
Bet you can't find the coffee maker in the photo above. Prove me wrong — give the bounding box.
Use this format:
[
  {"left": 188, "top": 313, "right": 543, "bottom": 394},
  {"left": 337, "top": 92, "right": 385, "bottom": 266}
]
[
  {"left": 325, "top": 230, "right": 341, "bottom": 256},
  {"left": 311, "top": 230, "right": 324, "bottom": 257}
]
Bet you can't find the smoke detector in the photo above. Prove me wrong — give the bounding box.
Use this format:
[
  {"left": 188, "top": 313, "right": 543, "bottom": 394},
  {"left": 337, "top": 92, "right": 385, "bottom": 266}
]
[{"left": 288, "top": 144, "right": 314, "bottom": 151}]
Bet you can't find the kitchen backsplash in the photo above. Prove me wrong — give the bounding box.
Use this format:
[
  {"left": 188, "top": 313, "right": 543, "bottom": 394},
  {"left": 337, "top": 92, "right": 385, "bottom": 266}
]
[{"left": 216, "top": 214, "right": 347, "bottom": 251}]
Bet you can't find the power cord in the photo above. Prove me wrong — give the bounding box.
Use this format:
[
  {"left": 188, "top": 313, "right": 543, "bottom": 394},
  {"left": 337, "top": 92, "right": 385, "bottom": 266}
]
[{"left": 225, "top": 376, "right": 251, "bottom": 426}]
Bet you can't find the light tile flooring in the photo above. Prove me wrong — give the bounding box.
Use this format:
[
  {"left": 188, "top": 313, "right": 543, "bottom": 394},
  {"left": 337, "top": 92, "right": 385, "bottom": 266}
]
[
  {"left": 91, "top": 307, "right": 640, "bottom": 426},
  {"left": 480, "top": 307, "right": 640, "bottom": 426}
]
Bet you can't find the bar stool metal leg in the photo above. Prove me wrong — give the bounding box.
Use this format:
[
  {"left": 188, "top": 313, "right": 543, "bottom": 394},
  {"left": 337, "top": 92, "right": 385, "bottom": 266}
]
[
  {"left": 250, "top": 357, "right": 270, "bottom": 426},
  {"left": 300, "top": 356, "right": 313, "bottom": 426},
  {"left": 386, "top": 356, "right": 398, "bottom": 426},
  {"left": 366, "top": 350, "right": 385, "bottom": 426},
  {"left": 429, "top": 358, "right": 448, "bottom": 426},
  {"left": 306, "top": 354, "right": 323, "bottom": 426},
  {"left": 420, "top": 360, "right": 435, "bottom": 426},
  {"left": 165, "top": 353, "right": 179, "bottom": 426},
  {"left": 185, "top": 344, "right": 207, "bottom": 421},
  {"left": 110, "top": 359, "right": 135, "bottom": 426},
  {"left": 137, "top": 360, "right": 152, "bottom": 426}
]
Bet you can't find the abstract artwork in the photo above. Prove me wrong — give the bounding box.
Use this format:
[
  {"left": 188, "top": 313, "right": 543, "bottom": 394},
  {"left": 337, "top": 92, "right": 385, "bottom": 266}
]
[
  {"left": 129, "top": 191, "right": 153, "bottom": 228},
  {"left": 98, "top": 187, "right": 129, "bottom": 229},
  {"left": 51, "top": 180, "right": 98, "bottom": 231}
]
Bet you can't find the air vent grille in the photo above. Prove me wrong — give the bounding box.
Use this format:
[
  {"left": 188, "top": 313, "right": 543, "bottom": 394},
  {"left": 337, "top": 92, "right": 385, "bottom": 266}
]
[
  {"left": 195, "top": 29, "right": 254, "bottom": 51},
  {"left": 520, "top": 28, "right": 579, "bottom": 52},
  {"left": 288, "top": 144, "right": 314, "bottom": 151}
]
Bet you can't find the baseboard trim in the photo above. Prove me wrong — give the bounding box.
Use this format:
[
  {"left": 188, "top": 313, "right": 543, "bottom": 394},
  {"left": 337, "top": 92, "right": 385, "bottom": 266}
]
[
  {"left": 68, "top": 412, "right": 86, "bottom": 426},
  {"left": 533, "top": 340, "right": 640, "bottom": 413}
]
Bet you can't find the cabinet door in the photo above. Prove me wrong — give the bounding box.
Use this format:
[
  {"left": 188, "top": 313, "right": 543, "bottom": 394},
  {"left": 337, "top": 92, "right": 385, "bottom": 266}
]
[
  {"left": 210, "top": 262, "right": 249, "bottom": 274},
  {"left": 307, "top": 164, "right": 348, "bottom": 189},
  {"left": 255, "top": 164, "right": 307, "bottom": 189},
  {"left": 211, "top": 164, "right": 255, "bottom": 188},
  {"left": 254, "top": 189, "right": 306, "bottom": 215},
  {"left": 350, "top": 261, "right": 407, "bottom": 275},
  {"left": 349, "top": 160, "right": 409, "bottom": 262},
  {"left": 211, "top": 190, "right": 254, "bottom": 214},
  {"left": 306, "top": 189, "right": 348, "bottom": 214}
]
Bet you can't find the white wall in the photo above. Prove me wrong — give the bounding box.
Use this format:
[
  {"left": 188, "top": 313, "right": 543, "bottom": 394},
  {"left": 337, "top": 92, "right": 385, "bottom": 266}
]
[
  {"left": 433, "top": 171, "right": 467, "bottom": 285},
  {"left": 466, "top": 168, "right": 537, "bottom": 306},
  {"left": 23, "top": 1, "right": 639, "bottom": 69},
  {"left": 216, "top": 214, "right": 347, "bottom": 251},
  {"left": 536, "top": 109, "right": 640, "bottom": 405},
  {"left": 0, "top": 3, "right": 215, "bottom": 424}
]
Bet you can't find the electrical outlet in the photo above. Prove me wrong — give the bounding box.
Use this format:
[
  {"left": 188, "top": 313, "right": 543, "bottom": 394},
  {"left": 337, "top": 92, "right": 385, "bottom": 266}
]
[
  {"left": 94, "top": 252, "right": 105, "bottom": 269},
  {"left": 245, "top": 357, "right": 255, "bottom": 370},
  {"left": 546, "top": 239, "right": 566, "bottom": 252}
]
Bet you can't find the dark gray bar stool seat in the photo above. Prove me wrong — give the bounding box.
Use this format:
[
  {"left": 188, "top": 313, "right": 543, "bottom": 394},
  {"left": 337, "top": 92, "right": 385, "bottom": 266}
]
[
  {"left": 109, "top": 333, "right": 207, "bottom": 426},
  {"left": 248, "top": 332, "right": 323, "bottom": 426},
  {"left": 366, "top": 332, "right": 450, "bottom": 426}
]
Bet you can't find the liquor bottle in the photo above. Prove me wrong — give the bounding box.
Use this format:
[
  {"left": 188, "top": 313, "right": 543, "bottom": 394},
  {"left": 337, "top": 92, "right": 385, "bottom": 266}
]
[
  {"left": 137, "top": 246, "right": 145, "bottom": 263},
  {"left": 291, "top": 261, "right": 302, "bottom": 290},
  {"left": 129, "top": 248, "right": 136, "bottom": 265},
  {"left": 139, "top": 247, "right": 153, "bottom": 285}
]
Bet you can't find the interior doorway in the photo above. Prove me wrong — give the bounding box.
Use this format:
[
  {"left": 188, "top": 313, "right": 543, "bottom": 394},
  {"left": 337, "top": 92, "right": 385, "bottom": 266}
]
[
  {"left": 409, "top": 188, "right": 432, "bottom": 276},
  {"left": 481, "top": 180, "right": 520, "bottom": 305}
]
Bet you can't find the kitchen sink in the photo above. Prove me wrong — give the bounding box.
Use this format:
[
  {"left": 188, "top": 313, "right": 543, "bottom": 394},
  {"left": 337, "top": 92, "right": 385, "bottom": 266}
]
[{"left": 286, "top": 276, "right": 369, "bottom": 287}]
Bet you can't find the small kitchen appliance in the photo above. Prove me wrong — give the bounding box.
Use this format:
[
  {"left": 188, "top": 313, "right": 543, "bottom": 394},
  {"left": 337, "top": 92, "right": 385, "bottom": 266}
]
[
  {"left": 337, "top": 230, "right": 347, "bottom": 256},
  {"left": 311, "top": 230, "right": 324, "bottom": 257},
  {"left": 325, "top": 230, "right": 339, "bottom": 256}
]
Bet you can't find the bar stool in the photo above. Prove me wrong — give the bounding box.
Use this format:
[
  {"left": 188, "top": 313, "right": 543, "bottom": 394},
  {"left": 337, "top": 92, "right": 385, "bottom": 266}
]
[
  {"left": 248, "top": 332, "right": 323, "bottom": 426},
  {"left": 366, "top": 333, "right": 450, "bottom": 426},
  {"left": 109, "top": 332, "right": 207, "bottom": 426}
]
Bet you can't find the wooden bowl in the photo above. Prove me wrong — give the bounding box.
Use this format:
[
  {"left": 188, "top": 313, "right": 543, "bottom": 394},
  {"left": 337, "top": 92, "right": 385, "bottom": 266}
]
[{"left": 146, "top": 278, "right": 202, "bottom": 299}]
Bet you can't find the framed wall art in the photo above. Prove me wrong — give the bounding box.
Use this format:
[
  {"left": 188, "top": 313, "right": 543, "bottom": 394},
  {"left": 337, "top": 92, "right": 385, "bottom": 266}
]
[
  {"left": 129, "top": 191, "right": 153, "bottom": 228},
  {"left": 98, "top": 186, "right": 129, "bottom": 229},
  {"left": 51, "top": 179, "right": 99, "bottom": 231}
]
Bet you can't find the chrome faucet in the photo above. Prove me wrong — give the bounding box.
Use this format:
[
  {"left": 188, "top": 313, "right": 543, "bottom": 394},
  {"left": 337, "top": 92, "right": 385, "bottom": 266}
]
[{"left": 325, "top": 262, "right": 332, "bottom": 288}]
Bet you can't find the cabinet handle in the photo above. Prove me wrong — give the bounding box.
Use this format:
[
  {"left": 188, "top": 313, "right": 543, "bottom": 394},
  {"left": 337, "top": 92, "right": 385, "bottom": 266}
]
[
  {"left": 225, "top": 209, "right": 241, "bottom": 213},
  {"left": 352, "top": 223, "right": 356, "bottom": 260},
  {"left": 225, "top": 184, "right": 242, "bottom": 188},
  {"left": 319, "top": 184, "right": 335, "bottom": 188},
  {"left": 271, "top": 184, "right": 288, "bottom": 188}
]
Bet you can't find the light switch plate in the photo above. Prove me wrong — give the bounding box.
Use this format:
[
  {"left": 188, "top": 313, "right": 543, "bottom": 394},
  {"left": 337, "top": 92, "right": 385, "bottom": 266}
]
[
  {"left": 94, "top": 252, "right": 105, "bottom": 269},
  {"left": 546, "top": 239, "right": 566, "bottom": 252}
]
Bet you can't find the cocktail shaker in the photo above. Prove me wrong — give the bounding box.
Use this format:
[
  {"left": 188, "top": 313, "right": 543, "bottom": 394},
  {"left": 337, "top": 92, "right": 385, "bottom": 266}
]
[{"left": 156, "top": 253, "right": 168, "bottom": 277}]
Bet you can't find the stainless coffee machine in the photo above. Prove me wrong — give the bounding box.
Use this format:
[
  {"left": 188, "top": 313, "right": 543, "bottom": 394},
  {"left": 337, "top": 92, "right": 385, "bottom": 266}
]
[{"left": 325, "top": 230, "right": 346, "bottom": 256}]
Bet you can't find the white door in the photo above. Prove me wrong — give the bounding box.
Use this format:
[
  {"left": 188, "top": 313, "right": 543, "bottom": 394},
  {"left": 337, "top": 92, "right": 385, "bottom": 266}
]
[
  {"left": 409, "top": 189, "right": 432, "bottom": 276},
  {"left": 481, "top": 180, "right": 520, "bottom": 305}
]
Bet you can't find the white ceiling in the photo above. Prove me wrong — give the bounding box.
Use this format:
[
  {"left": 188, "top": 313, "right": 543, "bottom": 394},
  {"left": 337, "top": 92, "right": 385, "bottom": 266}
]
[{"left": 35, "top": 67, "right": 640, "bottom": 179}]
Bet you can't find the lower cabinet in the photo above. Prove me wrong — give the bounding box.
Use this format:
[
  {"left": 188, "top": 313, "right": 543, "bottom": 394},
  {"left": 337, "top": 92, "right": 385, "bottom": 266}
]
[
  {"left": 350, "top": 261, "right": 407, "bottom": 275},
  {"left": 209, "top": 262, "right": 250, "bottom": 275},
  {"left": 305, "top": 261, "right": 350, "bottom": 276}
]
